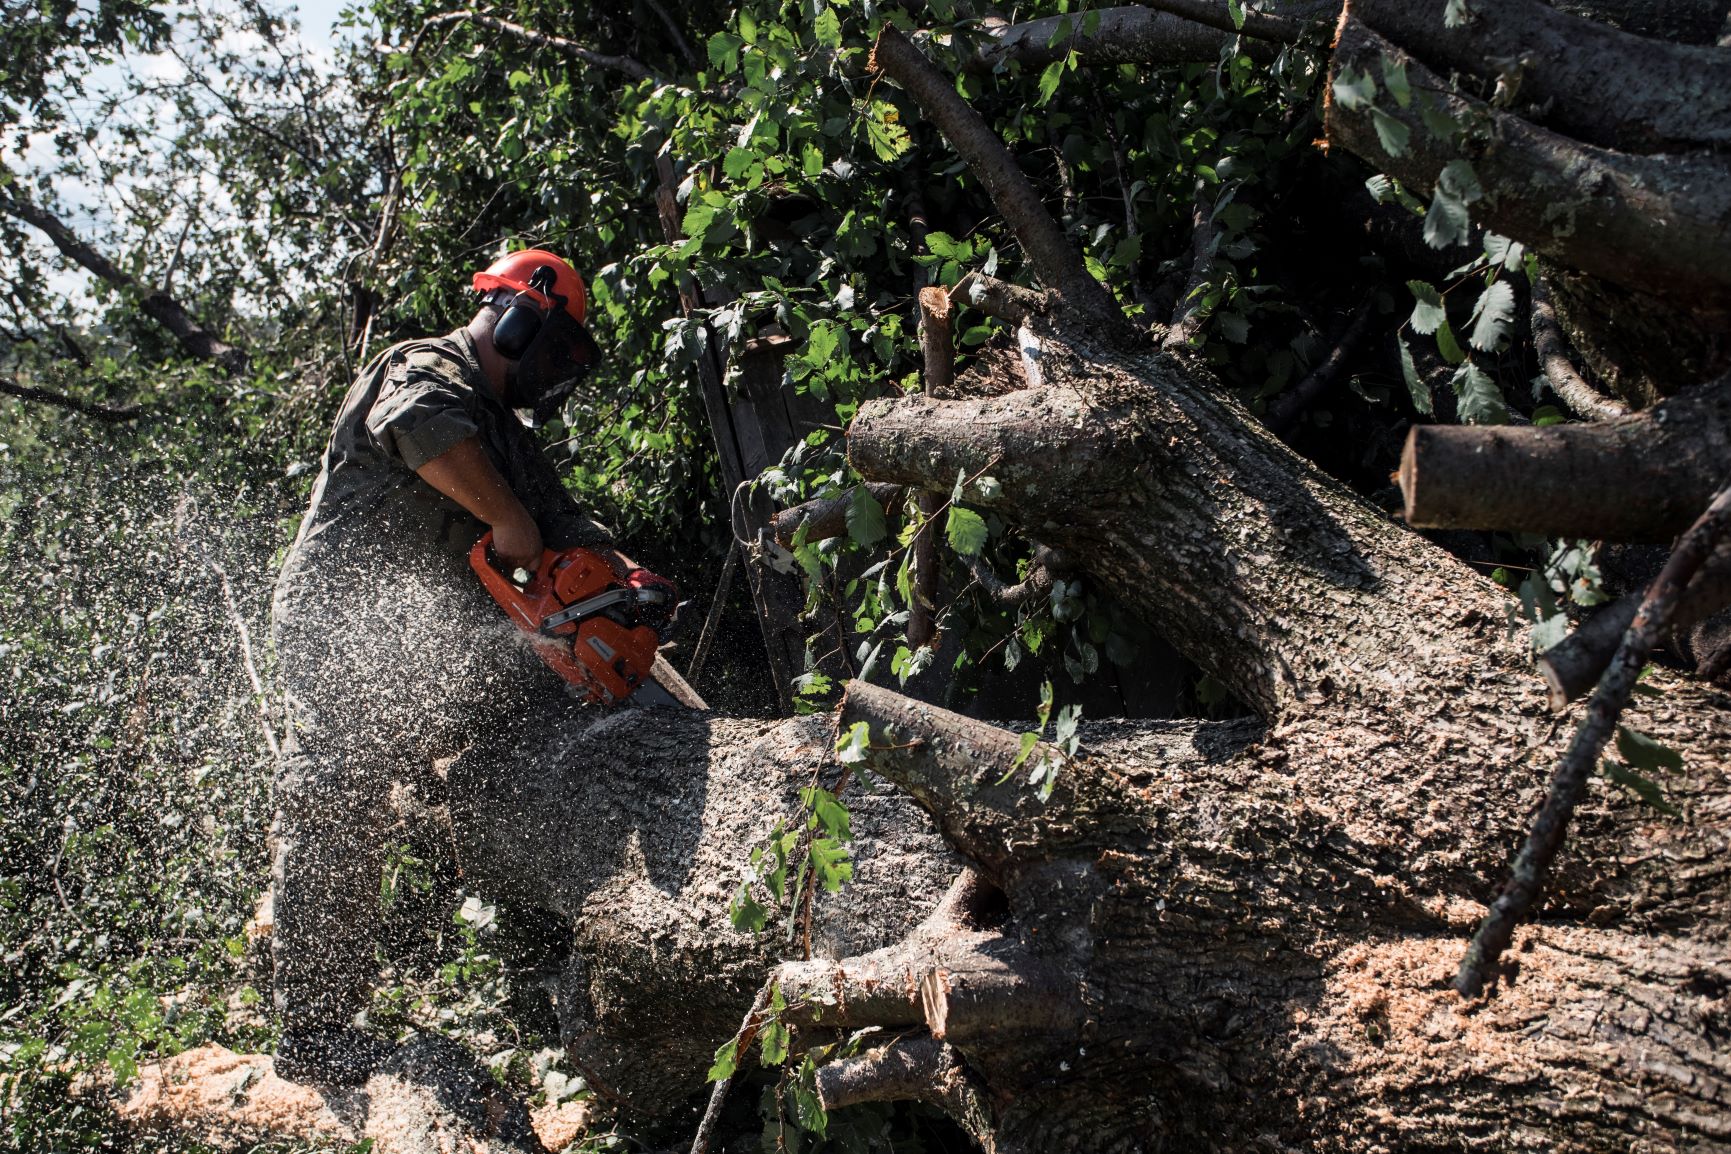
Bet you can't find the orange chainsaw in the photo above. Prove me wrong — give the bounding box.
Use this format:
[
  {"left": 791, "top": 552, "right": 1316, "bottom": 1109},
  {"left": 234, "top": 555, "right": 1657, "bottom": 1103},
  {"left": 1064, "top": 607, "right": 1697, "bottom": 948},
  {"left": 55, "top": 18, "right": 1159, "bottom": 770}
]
[{"left": 470, "top": 531, "right": 678, "bottom": 706}]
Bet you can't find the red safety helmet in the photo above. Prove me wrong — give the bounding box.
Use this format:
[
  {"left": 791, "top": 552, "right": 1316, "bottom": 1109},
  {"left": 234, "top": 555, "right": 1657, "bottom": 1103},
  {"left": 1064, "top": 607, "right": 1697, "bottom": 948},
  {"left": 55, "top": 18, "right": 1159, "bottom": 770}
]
[{"left": 472, "top": 249, "right": 589, "bottom": 326}]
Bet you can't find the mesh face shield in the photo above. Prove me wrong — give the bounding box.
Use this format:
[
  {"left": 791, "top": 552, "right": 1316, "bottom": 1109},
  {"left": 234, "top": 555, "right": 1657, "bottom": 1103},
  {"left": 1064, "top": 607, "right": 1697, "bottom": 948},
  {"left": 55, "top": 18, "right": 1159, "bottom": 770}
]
[{"left": 499, "top": 297, "right": 602, "bottom": 426}]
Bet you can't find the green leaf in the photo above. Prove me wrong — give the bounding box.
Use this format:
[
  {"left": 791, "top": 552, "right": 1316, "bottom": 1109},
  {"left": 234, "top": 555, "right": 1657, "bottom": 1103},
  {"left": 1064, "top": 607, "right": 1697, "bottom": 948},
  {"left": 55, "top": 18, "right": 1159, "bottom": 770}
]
[
  {"left": 1435, "top": 319, "right": 1467, "bottom": 364},
  {"left": 729, "top": 885, "right": 767, "bottom": 933},
  {"left": 1398, "top": 338, "right": 1432, "bottom": 415},
  {"left": 1406, "top": 280, "right": 1446, "bottom": 335},
  {"left": 708, "top": 1037, "right": 740, "bottom": 1081},
  {"left": 1370, "top": 108, "right": 1411, "bottom": 157},
  {"left": 1602, "top": 761, "right": 1680, "bottom": 817},
  {"left": 809, "top": 837, "right": 853, "bottom": 891},
  {"left": 1423, "top": 160, "right": 1482, "bottom": 250},
  {"left": 1037, "top": 60, "right": 1064, "bottom": 106},
  {"left": 1468, "top": 280, "right": 1516, "bottom": 351},
  {"left": 723, "top": 146, "right": 755, "bottom": 180},
  {"left": 946, "top": 507, "right": 989, "bottom": 556},
  {"left": 1451, "top": 360, "right": 1507, "bottom": 424},
  {"left": 1332, "top": 66, "right": 1375, "bottom": 112},
  {"left": 1381, "top": 54, "right": 1411, "bottom": 107},
  {"left": 846, "top": 485, "right": 888, "bottom": 548},
  {"left": 1424, "top": 185, "right": 1471, "bottom": 249},
  {"left": 1418, "top": 92, "right": 1463, "bottom": 142},
  {"left": 1483, "top": 232, "right": 1525, "bottom": 270},
  {"left": 759, "top": 1017, "right": 790, "bottom": 1066},
  {"left": 812, "top": 7, "right": 842, "bottom": 48},
  {"left": 802, "top": 788, "right": 853, "bottom": 840},
  {"left": 1227, "top": 0, "right": 1246, "bottom": 30},
  {"left": 1011, "top": 730, "right": 1040, "bottom": 770},
  {"left": 834, "top": 720, "right": 871, "bottom": 764},
  {"left": 1616, "top": 726, "right": 1684, "bottom": 773}
]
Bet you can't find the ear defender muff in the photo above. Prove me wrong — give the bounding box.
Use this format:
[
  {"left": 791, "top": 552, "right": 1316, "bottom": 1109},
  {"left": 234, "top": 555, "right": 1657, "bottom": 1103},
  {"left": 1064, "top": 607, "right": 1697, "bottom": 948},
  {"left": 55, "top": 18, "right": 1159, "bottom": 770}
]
[{"left": 491, "top": 265, "right": 560, "bottom": 360}]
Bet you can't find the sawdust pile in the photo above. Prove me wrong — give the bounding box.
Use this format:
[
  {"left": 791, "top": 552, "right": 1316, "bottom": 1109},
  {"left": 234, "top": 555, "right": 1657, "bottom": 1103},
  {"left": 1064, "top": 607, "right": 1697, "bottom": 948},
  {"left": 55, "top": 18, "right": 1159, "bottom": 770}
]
[{"left": 94, "top": 1043, "right": 593, "bottom": 1154}]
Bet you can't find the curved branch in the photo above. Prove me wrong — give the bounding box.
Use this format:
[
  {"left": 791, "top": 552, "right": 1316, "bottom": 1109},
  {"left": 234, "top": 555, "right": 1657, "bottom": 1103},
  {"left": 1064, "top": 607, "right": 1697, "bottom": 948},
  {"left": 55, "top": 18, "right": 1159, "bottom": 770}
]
[
  {"left": 1353, "top": 0, "right": 1731, "bottom": 152},
  {"left": 870, "top": 28, "right": 1122, "bottom": 333},
  {"left": 409, "top": 11, "right": 659, "bottom": 82},
  {"left": 1327, "top": 19, "right": 1731, "bottom": 316},
  {"left": 1398, "top": 376, "right": 1731, "bottom": 540},
  {"left": 0, "top": 376, "right": 146, "bottom": 423},
  {"left": 0, "top": 191, "right": 245, "bottom": 370},
  {"left": 1530, "top": 275, "right": 1628, "bottom": 422},
  {"left": 814, "top": 1035, "right": 996, "bottom": 1148}
]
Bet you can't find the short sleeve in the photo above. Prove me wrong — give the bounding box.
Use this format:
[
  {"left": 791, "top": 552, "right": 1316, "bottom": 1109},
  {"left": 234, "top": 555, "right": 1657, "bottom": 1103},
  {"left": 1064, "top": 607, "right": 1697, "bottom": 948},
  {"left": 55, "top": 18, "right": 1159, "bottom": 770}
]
[{"left": 364, "top": 358, "right": 480, "bottom": 471}]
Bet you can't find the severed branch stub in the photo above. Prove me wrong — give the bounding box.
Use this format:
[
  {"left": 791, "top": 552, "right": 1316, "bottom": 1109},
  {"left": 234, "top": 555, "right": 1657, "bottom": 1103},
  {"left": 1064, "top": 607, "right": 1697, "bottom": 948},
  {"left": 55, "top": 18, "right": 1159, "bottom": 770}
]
[
  {"left": 1398, "top": 375, "right": 1731, "bottom": 541},
  {"left": 1457, "top": 480, "right": 1731, "bottom": 998}
]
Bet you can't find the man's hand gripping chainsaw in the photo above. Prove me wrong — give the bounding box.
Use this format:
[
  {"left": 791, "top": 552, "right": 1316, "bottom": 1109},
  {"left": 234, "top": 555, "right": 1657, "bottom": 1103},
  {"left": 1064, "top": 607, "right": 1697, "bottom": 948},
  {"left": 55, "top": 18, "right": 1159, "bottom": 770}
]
[{"left": 470, "top": 531, "right": 678, "bottom": 706}]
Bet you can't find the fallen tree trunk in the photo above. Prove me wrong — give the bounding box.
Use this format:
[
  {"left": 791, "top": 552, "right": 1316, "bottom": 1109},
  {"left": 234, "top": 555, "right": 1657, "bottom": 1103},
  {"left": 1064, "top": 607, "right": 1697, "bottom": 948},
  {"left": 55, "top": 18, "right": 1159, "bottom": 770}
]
[
  {"left": 448, "top": 315, "right": 1731, "bottom": 1148},
  {"left": 435, "top": 14, "right": 1731, "bottom": 1151}
]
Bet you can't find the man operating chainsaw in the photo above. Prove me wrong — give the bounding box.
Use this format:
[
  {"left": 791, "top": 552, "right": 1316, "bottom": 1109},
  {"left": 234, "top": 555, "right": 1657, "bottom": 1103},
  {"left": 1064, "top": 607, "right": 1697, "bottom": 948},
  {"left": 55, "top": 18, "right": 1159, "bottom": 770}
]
[{"left": 269, "top": 249, "right": 680, "bottom": 1085}]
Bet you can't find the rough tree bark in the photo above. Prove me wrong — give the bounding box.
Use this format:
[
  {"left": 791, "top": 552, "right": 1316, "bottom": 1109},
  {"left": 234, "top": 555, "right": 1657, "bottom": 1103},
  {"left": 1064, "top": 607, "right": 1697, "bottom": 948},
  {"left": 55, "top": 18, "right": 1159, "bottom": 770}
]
[{"left": 439, "top": 10, "right": 1731, "bottom": 1152}]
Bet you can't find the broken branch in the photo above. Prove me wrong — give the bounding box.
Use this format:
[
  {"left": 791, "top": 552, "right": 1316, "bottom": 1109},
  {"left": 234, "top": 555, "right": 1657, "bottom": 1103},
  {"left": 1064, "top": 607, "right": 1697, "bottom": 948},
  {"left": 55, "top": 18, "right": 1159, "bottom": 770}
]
[
  {"left": 0, "top": 375, "right": 146, "bottom": 423},
  {"left": 1457, "top": 481, "right": 1731, "bottom": 998},
  {"left": 0, "top": 192, "right": 246, "bottom": 370},
  {"left": 870, "top": 27, "right": 1122, "bottom": 332}
]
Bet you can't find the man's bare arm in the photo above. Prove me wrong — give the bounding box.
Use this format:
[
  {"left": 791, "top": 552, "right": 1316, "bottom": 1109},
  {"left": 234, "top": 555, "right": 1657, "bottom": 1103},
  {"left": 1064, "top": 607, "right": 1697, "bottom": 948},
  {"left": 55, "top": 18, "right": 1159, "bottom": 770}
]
[{"left": 414, "top": 437, "right": 543, "bottom": 569}]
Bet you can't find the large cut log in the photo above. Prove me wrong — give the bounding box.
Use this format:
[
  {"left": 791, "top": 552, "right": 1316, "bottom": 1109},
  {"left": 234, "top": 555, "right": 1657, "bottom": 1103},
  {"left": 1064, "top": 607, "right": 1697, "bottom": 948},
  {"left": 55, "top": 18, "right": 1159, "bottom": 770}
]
[
  {"left": 1351, "top": 0, "right": 1731, "bottom": 152},
  {"left": 1397, "top": 377, "right": 1731, "bottom": 540}
]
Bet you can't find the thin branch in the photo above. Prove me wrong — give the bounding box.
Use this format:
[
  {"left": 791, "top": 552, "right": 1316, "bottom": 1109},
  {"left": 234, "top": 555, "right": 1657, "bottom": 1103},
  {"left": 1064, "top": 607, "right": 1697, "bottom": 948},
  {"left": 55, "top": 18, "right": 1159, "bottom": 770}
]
[
  {"left": 1456, "top": 481, "right": 1731, "bottom": 998},
  {"left": 205, "top": 558, "right": 281, "bottom": 762},
  {"left": 1265, "top": 296, "right": 1376, "bottom": 433},
  {"left": 1164, "top": 177, "right": 1216, "bottom": 349},
  {"left": 685, "top": 540, "right": 738, "bottom": 685},
  {"left": 1139, "top": 0, "right": 1313, "bottom": 43},
  {"left": 641, "top": 0, "right": 698, "bottom": 67},
  {"left": 870, "top": 27, "right": 1123, "bottom": 333},
  {"left": 690, "top": 981, "right": 774, "bottom": 1154},
  {"left": 0, "top": 376, "right": 146, "bottom": 423},
  {"left": 0, "top": 191, "right": 246, "bottom": 369},
  {"left": 1531, "top": 275, "right": 1629, "bottom": 422},
  {"left": 407, "top": 11, "right": 659, "bottom": 82}
]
